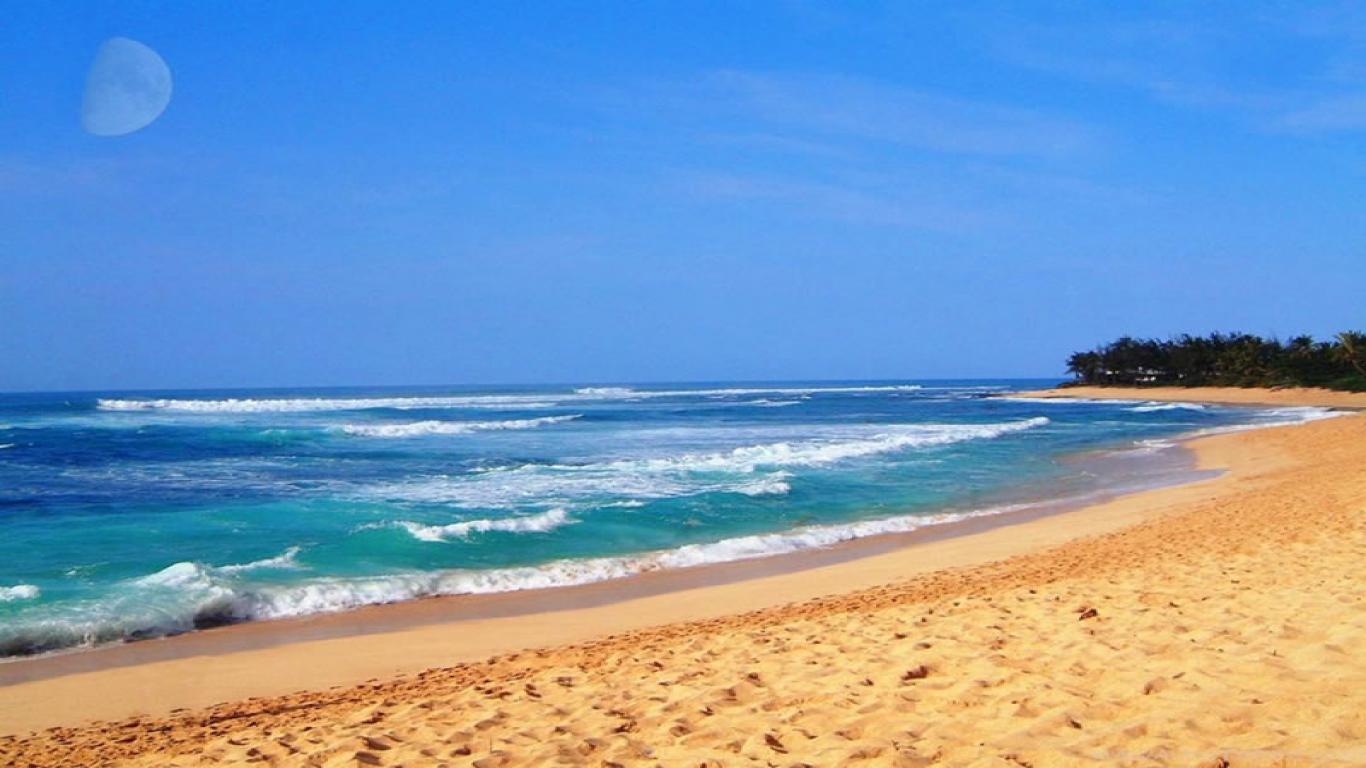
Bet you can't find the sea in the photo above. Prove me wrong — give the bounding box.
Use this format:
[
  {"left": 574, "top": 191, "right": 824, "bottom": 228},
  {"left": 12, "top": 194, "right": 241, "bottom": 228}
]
[{"left": 0, "top": 380, "right": 1336, "bottom": 657}]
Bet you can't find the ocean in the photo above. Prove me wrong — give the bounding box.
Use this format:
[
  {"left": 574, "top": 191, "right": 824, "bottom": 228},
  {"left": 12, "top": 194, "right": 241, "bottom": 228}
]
[{"left": 0, "top": 380, "right": 1335, "bottom": 657}]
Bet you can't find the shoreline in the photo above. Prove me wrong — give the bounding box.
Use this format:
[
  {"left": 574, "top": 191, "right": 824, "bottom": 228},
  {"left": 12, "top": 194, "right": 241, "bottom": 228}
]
[
  {"left": 0, "top": 439, "right": 1208, "bottom": 685},
  {"left": 1, "top": 399, "right": 1362, "bottom": 764},
  {"left": 0, "top": 386, "right": 1315, "bottom": 671},
  {"left": 0, "top": 407, "right": 1198, "bottom": 672},
  {"left": 1007, "top": 383, "right": 1366, "bottom": 410},
  {"left": 0, "top": 400, "right": 1305, "bottom": 736}
]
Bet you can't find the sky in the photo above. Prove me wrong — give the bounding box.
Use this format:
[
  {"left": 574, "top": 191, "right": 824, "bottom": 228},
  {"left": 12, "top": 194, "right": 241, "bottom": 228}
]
[{"left": 2, "top": 1, "right": 1364, "bottom": 392}]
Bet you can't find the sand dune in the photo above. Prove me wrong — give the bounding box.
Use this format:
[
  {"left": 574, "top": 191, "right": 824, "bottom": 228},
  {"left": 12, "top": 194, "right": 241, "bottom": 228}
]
[{"left": 1, "top": 411, "right": 1364, "bottom": 766}]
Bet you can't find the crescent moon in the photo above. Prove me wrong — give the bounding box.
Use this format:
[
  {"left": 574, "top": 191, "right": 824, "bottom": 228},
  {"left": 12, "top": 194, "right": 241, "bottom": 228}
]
[{"left": 81, "top": 37, "right": 173, "bottom": 137}]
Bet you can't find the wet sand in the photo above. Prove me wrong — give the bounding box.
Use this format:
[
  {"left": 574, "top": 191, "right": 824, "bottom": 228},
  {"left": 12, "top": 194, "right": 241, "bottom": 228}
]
[
  {"left": 2, "top": 393, "right": 1363, "bottom": 766},
  {"left": 1010, "top": 384, "right": 1366, "bottom": 409}
]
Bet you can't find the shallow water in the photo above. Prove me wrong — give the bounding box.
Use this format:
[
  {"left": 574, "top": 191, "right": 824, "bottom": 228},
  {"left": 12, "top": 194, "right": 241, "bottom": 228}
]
[{"left": 0, "top": 380, "right": 1333, "bottom": 655}]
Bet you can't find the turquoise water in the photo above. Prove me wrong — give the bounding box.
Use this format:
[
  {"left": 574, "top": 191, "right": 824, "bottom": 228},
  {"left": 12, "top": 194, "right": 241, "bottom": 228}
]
[{"left": 0, "top": 381, "right": 1332, "bottom": 656}]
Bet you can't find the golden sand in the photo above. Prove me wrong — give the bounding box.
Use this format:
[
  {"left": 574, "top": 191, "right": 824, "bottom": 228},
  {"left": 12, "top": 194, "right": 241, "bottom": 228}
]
[
  {"left": 1010, "top": 384, "right": 1366, "bottom": 409},
  {"left": 1, "top": 394, "right": 1364, "bottom": 766}
]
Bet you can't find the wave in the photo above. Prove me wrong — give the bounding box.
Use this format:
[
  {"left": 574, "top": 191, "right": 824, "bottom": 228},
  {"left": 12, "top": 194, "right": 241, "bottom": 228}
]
[
  {"left": 97, "top": 395, "right": 562, "bottom": 413},
  {"left": 592, "top": 417, "right": 1049, "bottom": 475},
  {"left": 95, "top": 384, "right": 926, "bottom": 414},
  {"left": 1128, "top": 402, "right": 1207, "bottom": 413},
  {"left": 1114, "top": 406, "right": 1341, "bottom": 452},
  {"left": 215, "top": 547, "right": 304, "bottom": 574},
  {"left": 1188, "top": 406, "right": 1342, "bottom": 437},
  {"left": 0, "top": 584, "right": 40, "bottom": 602},
  {"left": 386, "top": 508, "right": 574, "bottom": 542},
  {"left": 0, "top": 501, "right": 1026, "bottom": 656},
  {"left": 0, "top": 443, "right": 13, "bottom": 449},
  {"left": 637, "top": 384, "right": 921, "bottom": 399},
  {"left": 340, "top": 414, "right": 581, "bottom": 438},
  {"left": 364, "top": 419, "right": 1048, "bottom": 509},
  {"left": 734, "top": 472, "right": 793, "bottom": 496},
  {"left": 1002, "top": 396, "right": 1146, "bottom": 406}
]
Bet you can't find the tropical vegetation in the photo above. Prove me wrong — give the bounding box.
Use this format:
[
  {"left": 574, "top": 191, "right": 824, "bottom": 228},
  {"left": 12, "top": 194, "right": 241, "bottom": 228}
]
[{"left": 1064, "top": 331, "right": 1366, "bottom": 391}]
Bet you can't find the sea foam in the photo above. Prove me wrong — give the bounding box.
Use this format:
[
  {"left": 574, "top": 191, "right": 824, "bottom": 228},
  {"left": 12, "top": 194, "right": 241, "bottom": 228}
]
[
  {"left": 362, "top": 419, "right": 1048, "bottom": 509},
  {"left": 340, "top": 414, "right": 581, "bottom": 438},
  {"left": 1128, "top": 402, "right": 1207, "bottom": 412},
  {"left": 95, "top": 384, "right": 927, "bottom": 414},
  {"left": 97, "top": 395, "right": 561, "bottom": 412},
  {"left": 390, "top": 508, "right": 574, "bottom": 542},
  {"left": 0, "top": 584, "right": 40, "bottom": 602},
  {"left": 0, "top": 501, "right": 1028, "bottom": 655}
]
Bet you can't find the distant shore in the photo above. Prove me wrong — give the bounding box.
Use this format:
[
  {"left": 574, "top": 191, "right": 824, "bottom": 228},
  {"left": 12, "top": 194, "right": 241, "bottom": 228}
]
[
  {"left": 2, "top": 391, "right": 1364, "bottom": 766},
  {"left": 1008, "top": 383, "right": 1366, "bottom": 409}
]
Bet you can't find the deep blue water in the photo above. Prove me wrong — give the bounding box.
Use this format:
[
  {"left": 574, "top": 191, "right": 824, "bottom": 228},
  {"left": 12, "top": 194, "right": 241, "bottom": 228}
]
[{"left": 0, "top": 380, "right": 1332, "bottom": 656}]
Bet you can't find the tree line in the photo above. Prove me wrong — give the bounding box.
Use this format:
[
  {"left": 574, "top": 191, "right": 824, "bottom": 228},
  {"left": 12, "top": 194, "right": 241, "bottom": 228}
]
[{"left": 1065, "top": 332, "right": 1366, "bottom": 391}]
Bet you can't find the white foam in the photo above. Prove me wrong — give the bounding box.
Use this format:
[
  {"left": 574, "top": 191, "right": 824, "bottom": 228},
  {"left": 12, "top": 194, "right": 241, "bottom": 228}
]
[
  {"left": 1129, "top": 402, "right": 1207, "bottom": 412},
  {"left": 0, "top": 488, "right": 1068, "bottom": 655},
  {"left": 95, "top": 384, "right": 927, "bottom": 413},
  {"left": 594, "top": 418, "right": 1049, "bottom": 474},
  {"left": 0, "top": 584, "right": 40, "bottom": 602},
  {"left": 1189, "top": 406, "right": 1343, "bottom": 437},
  {"left": 639, "top": 384, "right": 922, "bottom": 398},
  {"left": 1112, "top": 438, "right": 1179, "bottom": 457},
  {"left": 390, "top": 508, "right": 574, "bottom": 542},
  {"left": 1002, "top": 396, "right": 1146, "bottom": 405},
  {"left": 0, "top": 443, "right": 13, "bottom": 449},
  {"left": 97, "top": 395, "right": 562, "bottom": 413},
  {"left": 340, "top": 414, "right": 580, "bottom": 438},
  {"left": 364, "top": 419, "right": 1048, "bottom": 510},
  {"left": 116, "top": 503, "right": 1032, "bottom": 626},
  {"left": 241, "top": 501, "right": 1030, "bottom": 615},
  {"left": 216, "top": 547, "right": 304, "bottom": 574},
  {"left": 734, "top": 471, "right": 793, "bottom": 496}
]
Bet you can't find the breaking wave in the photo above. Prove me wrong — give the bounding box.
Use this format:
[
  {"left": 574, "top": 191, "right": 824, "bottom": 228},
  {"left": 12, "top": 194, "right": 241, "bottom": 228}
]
[
  {"left": 340, "top": 414, "right": 581, "bottom": 438},
  {"left": 215, "top": 547, "right": 304, "bottom": 574},
  {"left": 96, "top": 384, "right": 926, "bottom": 414},
  {"left": 1129, "top": 402, "right": 1207, "bottom": 412},
  {"left": 1188, "top": 406, "right": 1342, "bottom": 437},
  {"left": 97, "top": 395, "right": 561, "bottom": 412},
  {"left": 1001, "top": 396, "right": 1146, "bottom": 406},
  {"left": 590, "top": 418, "right": 1050, "bottom": 474},
  {"left": 0, "top": 502, "right": 1025, "bottom": 656},
  {"left": 386, "top": 508, "right": 574, "bottom": 542},
  {"left": 363, "top": 419, "right": 1048, "bottom": 509},
  {"left": 0, "top": 584, "right": 40, "bottom": 602}
]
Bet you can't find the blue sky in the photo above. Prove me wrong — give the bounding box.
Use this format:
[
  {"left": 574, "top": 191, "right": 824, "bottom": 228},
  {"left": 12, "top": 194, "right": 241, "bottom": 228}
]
[{"left": 2, "top": 2, "right": 1364, "bottom": 391}]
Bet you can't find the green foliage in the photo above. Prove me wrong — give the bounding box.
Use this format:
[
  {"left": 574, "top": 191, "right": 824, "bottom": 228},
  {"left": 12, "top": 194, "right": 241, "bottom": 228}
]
[{"left": 1065, "top": 331, "right": 1366, "bottom": 391}]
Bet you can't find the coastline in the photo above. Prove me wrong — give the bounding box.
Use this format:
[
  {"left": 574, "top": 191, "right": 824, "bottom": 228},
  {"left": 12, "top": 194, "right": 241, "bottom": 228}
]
[
  {"left": 2, "top": 393, "right": 1362, "bottom": 764},
  {"left": 1008, "top": 383, "right": 1366, "bottom": 409},
  {"left": 0, "top": 440, "right": 1205, "bottom": 685},
  {"left": 0, "top": 401, "right": 1355, "bottom": 721},
  {"left": 0, "top": 458, "right": 1222, "bottom": 735}
]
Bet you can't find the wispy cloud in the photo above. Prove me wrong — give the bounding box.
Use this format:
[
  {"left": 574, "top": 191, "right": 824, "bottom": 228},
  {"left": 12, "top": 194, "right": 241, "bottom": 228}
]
[
  {"left": 978, "top": 5, "right": 1366, "bottom": 135},
  {"left": 1278, "top": 93, "right": 1366, "bottom": 132},
  {"left": 677, "top": 169, "right": 1000, "bottom": 231},
  {"left": 685, "top": 70, "right": 1099, "bottom": 159},
  {"left": 982, "top": 14, "right": 1281, "bottom": 110}
]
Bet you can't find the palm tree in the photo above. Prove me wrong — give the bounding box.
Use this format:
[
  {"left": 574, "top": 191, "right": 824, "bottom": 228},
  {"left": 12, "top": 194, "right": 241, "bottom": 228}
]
[{"left": 1336, "top": 331, "right": 1366, "bottom": 377}]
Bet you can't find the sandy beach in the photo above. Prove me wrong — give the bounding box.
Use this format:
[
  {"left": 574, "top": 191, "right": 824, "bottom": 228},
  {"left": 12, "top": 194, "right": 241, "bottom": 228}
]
[
  {"left": 1010, "top": 384, "right": 1366, "bottom": 410},
  {"left": 2, "top": 389, "right": 1364, "bottom": 766}
]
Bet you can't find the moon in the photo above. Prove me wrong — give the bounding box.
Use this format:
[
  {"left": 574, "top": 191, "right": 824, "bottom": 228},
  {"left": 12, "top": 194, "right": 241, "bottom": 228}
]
[{"left": 81, "top": 37, "right": 172, "bottom": 136}]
